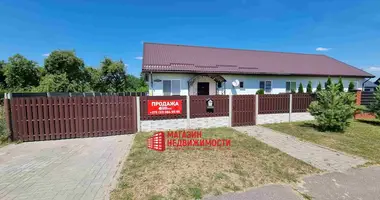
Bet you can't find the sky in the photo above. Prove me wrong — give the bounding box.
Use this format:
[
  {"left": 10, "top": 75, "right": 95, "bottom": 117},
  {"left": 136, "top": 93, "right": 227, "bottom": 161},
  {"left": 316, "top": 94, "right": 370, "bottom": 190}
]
[{"left": 0, "top": 0, "right": 379, "bottom": 79}]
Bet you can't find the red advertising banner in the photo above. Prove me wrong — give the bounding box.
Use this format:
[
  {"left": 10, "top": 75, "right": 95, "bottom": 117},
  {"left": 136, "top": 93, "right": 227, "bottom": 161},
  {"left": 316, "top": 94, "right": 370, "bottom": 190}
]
[{"left": 148, "top": 100, "right": 183, "bottom": 115}]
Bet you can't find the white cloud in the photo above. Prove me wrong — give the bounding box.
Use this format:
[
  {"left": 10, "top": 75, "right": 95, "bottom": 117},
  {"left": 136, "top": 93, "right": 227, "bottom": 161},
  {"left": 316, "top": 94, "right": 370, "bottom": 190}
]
[
  {"left": 135, "top": 56, "right": 143, "bottom": 60},
  {"left": 42, "top": 53, "right": 50, "bottom": 57},
  {"left": 316, "top": 47, "right": 331, "bottom": 52},
  {"left": 366, "top": 66, "right": 380, "bottom": 71}
]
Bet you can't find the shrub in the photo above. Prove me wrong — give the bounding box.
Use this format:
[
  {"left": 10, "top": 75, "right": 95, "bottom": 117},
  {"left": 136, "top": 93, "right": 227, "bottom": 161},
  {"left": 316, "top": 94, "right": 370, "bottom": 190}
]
[
  {"left": 0, "top": 105, "right": 9, "bottom": 144},
  {"left": 298, "top": 83, "right": 304, "bottom": 93},
  {"left": 307, "top": 81, "right": 312, "bottom": 93},
  {"left": 369, "top": 85, "right": 380, "bottom": 118},
  {"left": 325, "top": 77, "right": 333, "bottom": 90},
  {"left": 316, "top": 82, "right": 322, "bottom": 92},
  {"left": 256, "top": 89, "right": 264, "bottom": 94},
  {"left": 348, "top": 81, "right": 355, "bottom": 92},
  {"left": 308, "top": 84, "right": 357, "bottom": 132},
  {"left": 337, "top": 77, "right": 344, "bottom": 92}
]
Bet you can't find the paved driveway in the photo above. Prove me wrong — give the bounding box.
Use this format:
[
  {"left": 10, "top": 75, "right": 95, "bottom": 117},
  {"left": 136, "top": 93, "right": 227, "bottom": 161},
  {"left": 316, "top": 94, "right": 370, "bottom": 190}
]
[{"left": 0, "top": 135, "right": 134, "bottom": 200}]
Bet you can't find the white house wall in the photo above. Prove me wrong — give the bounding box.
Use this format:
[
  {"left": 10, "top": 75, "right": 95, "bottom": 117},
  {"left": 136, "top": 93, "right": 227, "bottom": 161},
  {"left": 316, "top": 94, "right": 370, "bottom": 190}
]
[{"left": 148, "top": 73, "right": 365, "bottom": 96}]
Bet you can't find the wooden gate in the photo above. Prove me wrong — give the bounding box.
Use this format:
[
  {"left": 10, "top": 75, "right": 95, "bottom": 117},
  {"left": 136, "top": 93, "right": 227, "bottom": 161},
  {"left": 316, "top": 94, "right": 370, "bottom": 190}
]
[
  {"left": 232, "top": 95, "right": 256, "bottom": 126},
  {"left": 7, "top": 96, "right": 137, "bottom": 142}
]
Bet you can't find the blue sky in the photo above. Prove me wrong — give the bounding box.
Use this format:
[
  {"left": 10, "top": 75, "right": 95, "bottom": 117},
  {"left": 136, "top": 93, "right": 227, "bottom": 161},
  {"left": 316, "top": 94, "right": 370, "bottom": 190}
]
[{"left": 0, "top": 0, "right": 379, "bottom": 79}]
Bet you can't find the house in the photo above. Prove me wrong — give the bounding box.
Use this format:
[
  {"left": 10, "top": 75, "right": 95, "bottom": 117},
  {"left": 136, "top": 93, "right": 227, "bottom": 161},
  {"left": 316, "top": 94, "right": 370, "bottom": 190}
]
[
  {"left": 142, "top": 43, "right": 374, "bottom": 96},
  {"left": 363, "top": 81, "right": 378, "bottom": 92}
]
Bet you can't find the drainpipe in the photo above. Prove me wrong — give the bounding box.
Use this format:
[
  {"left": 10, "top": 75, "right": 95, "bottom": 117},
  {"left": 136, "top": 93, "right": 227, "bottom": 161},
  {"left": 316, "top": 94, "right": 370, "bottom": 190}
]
[
  {"left": 150, "top": 72, "right": 153, "bottom": 96},
  {"left": 362, "top": 78, "right": 371, "bottom": 90}
]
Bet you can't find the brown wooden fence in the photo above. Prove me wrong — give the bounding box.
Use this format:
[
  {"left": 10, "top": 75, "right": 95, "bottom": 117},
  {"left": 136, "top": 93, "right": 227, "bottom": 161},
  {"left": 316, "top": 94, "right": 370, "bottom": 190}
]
[
  {"left": 232, "top": 95, "right": 256, "bottom": 126},
  {"left": 190, "top": 95, "right": 229, "bottom": 118},
  {"left": 292, "top": 94, "right": 315, "bottom": 112},
  {"left": 258, "top": 94, "right": 290, "bottom": 114},
  {"left": 140, "top": 96, "right": 187, "bottom": 120},
  {"left": 361, "top": 91, "right": 375, "bottom": 106},
  {"left": 8, "top": 96, "right": 137, "bottom": 142}
]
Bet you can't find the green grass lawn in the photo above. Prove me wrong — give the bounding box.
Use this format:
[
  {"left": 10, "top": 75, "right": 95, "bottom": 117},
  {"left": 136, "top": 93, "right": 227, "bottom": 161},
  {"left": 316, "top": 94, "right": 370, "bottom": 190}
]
[
  {"left": 111, "top": 128, "right": 318, "bottom": 200},
  {"left": 264, "top": 120, "right": 380, "bottom": 164}
]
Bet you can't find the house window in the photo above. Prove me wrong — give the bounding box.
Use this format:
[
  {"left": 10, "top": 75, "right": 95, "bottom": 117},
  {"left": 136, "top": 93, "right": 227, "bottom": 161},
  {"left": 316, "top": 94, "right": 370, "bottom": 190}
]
[
  {"left": 239, "top": 81, "right": 244, "bottom": 88},
  {"left": 286, "top": 81, "right": 297, "bottom": 92},
  {"left": 259, "top": 81, "right": 272, "bottom": 93},
  {"left": 364, "top": 88, "right": 371, "bottom": 92},
  {"left": 163, "top": 80, "right": 181, "bottom": 96}
]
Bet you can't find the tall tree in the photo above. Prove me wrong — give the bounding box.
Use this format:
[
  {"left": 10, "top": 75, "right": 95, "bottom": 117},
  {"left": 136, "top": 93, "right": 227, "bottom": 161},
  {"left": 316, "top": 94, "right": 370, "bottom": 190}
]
[
  {"left": 4, "top": 54, "right": 39, "bottom": 90},
  {"left": 44, "top": 50, "right": 85, "bottom": 82},
  {"left": 0, "top": 60, "right": 7, "bottom": 88},
  {"left": 99, "top": 58, "right": 126, "bottom": 92}
]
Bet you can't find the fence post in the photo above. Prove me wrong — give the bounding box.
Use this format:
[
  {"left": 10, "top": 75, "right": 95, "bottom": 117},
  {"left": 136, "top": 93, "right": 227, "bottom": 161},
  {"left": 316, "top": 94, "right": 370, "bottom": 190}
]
[
  {"left": 186, "top": 95, "right": 190, "bottom": 129},
  {"left": 229, "top": 94, "right": 233, "bottom": 127},
  {"left": 289, "top": 94, "right": 292, "bottom": 122},
  {"left": 136, "top": 97, "right": 141, "bottom": 132},
  {"left": 4, "top": 93, "right": 13, "bottom": 141},
  {"left": 255, "top": 95, "right": 258, "bottom": 125}
]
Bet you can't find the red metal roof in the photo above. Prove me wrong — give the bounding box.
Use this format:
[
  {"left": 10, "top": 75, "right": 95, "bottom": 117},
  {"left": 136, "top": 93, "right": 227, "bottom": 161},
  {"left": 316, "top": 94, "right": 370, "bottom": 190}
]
[{"left": 142, "top": 43, "right": 374, "bottom": 78}]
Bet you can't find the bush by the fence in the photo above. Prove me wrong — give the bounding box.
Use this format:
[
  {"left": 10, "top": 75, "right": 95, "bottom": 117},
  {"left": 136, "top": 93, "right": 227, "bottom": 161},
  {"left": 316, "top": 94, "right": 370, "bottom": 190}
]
[
  {"left": 0, "top": 105, "right": 9, "bottom": 143},
  {"left": 369, "top": 85, "right": 380, "bottom": 118},
  {"left": 308, "top": 84, "right": 357, "bottom": 132},
  {"left": 256, "top": 89, "right": 264, "bottom": 94}
]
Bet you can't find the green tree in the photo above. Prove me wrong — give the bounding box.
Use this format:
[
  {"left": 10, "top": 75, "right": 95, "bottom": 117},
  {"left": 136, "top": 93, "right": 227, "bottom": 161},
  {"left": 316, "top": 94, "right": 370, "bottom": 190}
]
[
  {"left": 348, "top": 81, "right": 355, "bottom": 92},
  {"left": 34, "top": 73, "right": 91, "bottom": 92},
  {"left": 369, "top": 85, "right": 380, "bottom": 118},
  {"left": 308, "top": 84, "right": 357, "bottom": 132},
  {"left": 44, "top": 50, "right": 85, "bottom": 82},
  {"left": 98, "top": 58, "right": 126, "bottom": 92},
  {"left": 84, "top": 67, "right": 101, "bottom": 91},
  {"left": 316, "top": 82, "right": 322, "bottom": 92},
  {"left": 4, "top": 54, "right": 40, "bottom": 90},
  {"left": 337, "top": 77, "right": 344, "bottom": 92},
  {"left": 125, "top": 74, "right": 148, "bottom": 92},
  {"left": 325, "top": 77, "right": 333, "bottom": 90},
  {"left": 34, "top": 73, "right": 70, "bottom": 92},
  {"left": 298, "top": 83, "right": 304, "bottom": 93},
  {"left": 307, "top": 81, "right": 313, "bottom": 93},
  {"left": 0, "top": 60, "right": 6, "bottom": 87}
]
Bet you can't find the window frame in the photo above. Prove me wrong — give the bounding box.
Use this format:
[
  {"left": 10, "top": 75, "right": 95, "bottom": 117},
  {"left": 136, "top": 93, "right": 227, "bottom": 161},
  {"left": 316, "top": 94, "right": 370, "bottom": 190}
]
[
  {"left": 259, "top": 80, "right": 273, "bottom": 93},
  {"left": 285, "top": 81, "right": 297, "bottom": 93},
  {"left": 162, "top": 79, "right": 181, "bottom": 96}
]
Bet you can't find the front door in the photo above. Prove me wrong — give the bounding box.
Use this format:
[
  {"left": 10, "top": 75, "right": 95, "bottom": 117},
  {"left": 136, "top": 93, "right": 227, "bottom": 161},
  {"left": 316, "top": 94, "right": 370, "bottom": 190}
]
[{"left": 197, "top": 82, "right": 209, "bottom": 95}]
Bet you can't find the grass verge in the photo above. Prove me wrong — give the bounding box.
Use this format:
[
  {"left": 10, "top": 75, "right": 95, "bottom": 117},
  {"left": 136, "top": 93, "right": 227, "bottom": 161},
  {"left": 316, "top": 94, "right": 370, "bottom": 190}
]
[
  {"left": 111, "top": 128, "right": 318, "bottom": 200},
  {"left": 264, "top": 121, "right": 380, "bottom": 164}
]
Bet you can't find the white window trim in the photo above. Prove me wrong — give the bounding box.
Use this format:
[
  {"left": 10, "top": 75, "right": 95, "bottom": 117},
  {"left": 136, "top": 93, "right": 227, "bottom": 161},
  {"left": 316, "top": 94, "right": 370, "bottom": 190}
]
[
  {"left": 163, "top": 79, "right": 181, "bottom": 96},
  {"left": 285, "top": 81, "right": 297, "bottom": 92},
  {"left": 260, "top": 80, "right": 273, "bottom": 94}
]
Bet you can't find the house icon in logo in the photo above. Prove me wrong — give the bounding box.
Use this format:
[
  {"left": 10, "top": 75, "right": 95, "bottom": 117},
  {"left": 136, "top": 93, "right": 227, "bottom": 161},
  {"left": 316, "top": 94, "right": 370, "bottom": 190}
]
[{"left": 147, "top": 131, "right": 166, "bottom": 151}]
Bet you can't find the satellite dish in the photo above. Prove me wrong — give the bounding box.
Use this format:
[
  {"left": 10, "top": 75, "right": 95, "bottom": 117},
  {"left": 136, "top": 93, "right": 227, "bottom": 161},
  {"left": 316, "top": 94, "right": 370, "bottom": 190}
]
[{"left": 232, "top": 80, "right": 240, "bottom": 87}]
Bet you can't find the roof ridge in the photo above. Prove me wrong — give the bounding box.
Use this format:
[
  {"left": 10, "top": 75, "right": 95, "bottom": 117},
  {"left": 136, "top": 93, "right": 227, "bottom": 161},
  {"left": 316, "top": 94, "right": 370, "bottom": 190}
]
[{"left": 143, "top": 42, "right": 326, "bottom": 57}]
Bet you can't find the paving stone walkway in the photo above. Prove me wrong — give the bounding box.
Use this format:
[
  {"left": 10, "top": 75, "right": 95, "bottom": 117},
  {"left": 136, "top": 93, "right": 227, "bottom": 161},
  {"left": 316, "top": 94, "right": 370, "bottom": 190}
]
[
  {"left": 0, "top": 134, "right": 134, "bottom": 200},
  {"left": 233, "top": 126, "right": 367, "bottom": 172}
]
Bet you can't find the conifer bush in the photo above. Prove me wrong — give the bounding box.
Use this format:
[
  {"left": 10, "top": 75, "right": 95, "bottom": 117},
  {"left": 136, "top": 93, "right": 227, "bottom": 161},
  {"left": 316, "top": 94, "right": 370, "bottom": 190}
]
[{"left": 308, "top": 84, "right": 357, "bottom": 132}]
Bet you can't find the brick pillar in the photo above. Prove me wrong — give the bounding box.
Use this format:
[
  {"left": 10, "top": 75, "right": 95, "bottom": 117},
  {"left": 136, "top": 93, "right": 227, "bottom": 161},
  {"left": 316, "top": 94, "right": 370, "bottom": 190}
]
[{"left": 355, "top": 90, "right": 362, "bottom": 105}]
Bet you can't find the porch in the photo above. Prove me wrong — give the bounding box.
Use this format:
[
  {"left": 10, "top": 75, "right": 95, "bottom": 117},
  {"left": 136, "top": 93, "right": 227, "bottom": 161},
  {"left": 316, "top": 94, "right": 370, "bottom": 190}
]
[{"left": 188, "top": 74, "right": 226, "bottom": 95}]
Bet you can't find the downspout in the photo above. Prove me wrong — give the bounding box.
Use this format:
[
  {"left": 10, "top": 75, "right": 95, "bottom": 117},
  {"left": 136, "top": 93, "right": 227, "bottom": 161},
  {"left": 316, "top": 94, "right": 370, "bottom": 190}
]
[
  {"left": 362, "top": 78, "right": 371, "bottom": 90},
  {"left": 150, "top": 72, "right": 153, "bottom": 96}
]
